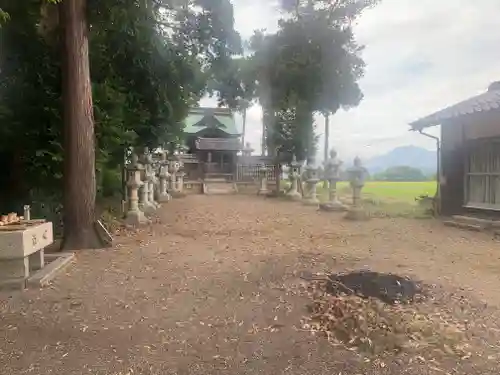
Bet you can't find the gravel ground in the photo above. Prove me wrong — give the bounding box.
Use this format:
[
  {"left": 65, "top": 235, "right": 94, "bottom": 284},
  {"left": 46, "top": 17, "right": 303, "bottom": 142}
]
[{"left": 1, "top": 194, "right": 500, "bottom": 374}]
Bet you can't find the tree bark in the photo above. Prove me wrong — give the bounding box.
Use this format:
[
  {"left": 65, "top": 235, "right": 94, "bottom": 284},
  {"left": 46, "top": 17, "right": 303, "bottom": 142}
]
[
  {"left": 323, "top": 113, "right": 329, "bottom": 163},
  {"left": 60, "top": 0, "right": 101, "bottom": 250},
  {"left": 261, "top": 109, "right": 267, "bottom": 156},
  {"left": 323, "top": 113, "right": 330, "bottom": 189},
  {"left": 241, "top": 108, "right": 247, "bottom": 146}
]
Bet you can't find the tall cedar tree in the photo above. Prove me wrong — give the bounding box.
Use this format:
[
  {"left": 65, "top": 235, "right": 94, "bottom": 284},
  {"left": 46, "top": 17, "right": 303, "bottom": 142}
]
[{"left": 60, "top": 0, "right": 101, "bottom": 250}]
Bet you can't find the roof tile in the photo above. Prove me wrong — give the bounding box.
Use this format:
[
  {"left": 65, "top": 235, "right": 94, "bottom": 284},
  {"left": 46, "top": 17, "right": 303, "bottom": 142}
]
[
  {"left": 183, "top": 107, "right": 240, "bottom": 135},
  {"left": 410, "top": 86, "right": 500, "bottom": 129},
  {"left": 195, "top": 137, "right": 242, "bottom": 151}
]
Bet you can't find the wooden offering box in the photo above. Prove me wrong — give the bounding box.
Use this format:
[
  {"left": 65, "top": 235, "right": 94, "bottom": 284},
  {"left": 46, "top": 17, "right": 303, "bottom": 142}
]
[{"left": 0, "top": 220, "right": 54, "bottom": 288}]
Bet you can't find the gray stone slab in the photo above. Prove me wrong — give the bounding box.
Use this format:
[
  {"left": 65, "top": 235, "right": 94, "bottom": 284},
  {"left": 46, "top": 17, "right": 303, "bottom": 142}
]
[
  {"left": 26, "top": 252, "right": 75, "bottom": 288},
  {"left": 0, "top": 277, "right": 26, "bottom": 290}
]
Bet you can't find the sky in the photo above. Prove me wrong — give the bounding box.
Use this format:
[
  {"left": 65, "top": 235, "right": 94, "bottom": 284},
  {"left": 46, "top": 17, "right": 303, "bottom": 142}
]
[{"left": 201, "top": 0, "right": 500, "bottom": 162}]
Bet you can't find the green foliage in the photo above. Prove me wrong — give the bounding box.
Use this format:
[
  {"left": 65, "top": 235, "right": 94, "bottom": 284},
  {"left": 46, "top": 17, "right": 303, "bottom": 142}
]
[
  {"left": 209, "top": 56, "right": 257, "bottom": 111},
  {"left": 98, "top": 167, "right": 123, "bottom": 198},
  {"left": 245, "top": 0, "right": 378, "bottom": 158},
  {"left": 0, "top": 8, "right": 9, "bottom": 25},
  {"left": 273, "top": 105, "right": 318, "bottom": 162},
  {"left": 0, "top": 0, "right": 241, "bottom": 212},
  {"left": 373, "top": 166, "right": 429, "bottom": 182}
]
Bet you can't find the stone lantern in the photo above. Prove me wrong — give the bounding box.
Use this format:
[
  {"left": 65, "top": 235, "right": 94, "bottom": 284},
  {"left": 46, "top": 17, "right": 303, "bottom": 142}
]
[
  {"left": 138, "top": 148, "right": 153, "bottom": 214},
  {"left": 125, "top": 152, "right": 149, "bottom": 225},
  {"left": 158, "top": 151, "right": 171, "bottom": 202},
  {"left": 286, "top": 155, "right": 302, "bottom": 201},
  {"left": 303, "top": 160, "right": 320, "bottom": 206},
  {"left": 168, "top": 160, "right": 181, "bottom": 194},
  {"left": 145, "top": 151, "right": 159, "bottom": 209},
  {"left": 345, "top": 156, "right": 369, "bottom": 220},
  {"left": 257, "top": 164, "right": 269, "bottom": 195},
  {"left": 177, "top": 169, "right": 185, "bottom": 195},
  {"left": 242, "top": 142, "right": 253, "bottom": 157},
  {"left": 319, "top": 148, "right": 347, "bottom": 212}
]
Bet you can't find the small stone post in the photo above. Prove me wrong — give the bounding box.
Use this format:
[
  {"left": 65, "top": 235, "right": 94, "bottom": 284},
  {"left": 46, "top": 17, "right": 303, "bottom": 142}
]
[
  {"left": 257, "top": 164, "right": 269, "bottom": 195},
  {"left": 23, "top": 205, "right": 31, "bottom": 221},
  {"left": 345, "top": 156, "right": 369, "bottom": 220},
  {"left": 171, "top": 161, "right": 179, "bottom": 190},
  {"left": 174, "top": 160, "right": 187, "bottom": 197},
  {"left": 286, "top": 155, "right": 302, "bottom": 201},
  {"left": 303, "top": 161, "right": 320, "bottom": 206},
  {"left": 175, "top": 158, "right": 184, "bottom": 192},
  {"left": 168, "top": 160, "right": 180, "bottom": 196},
  {"left": 319, "top": 148, "right": 347, "bottom": 212},
  {"left": 177, "top": 171, "right": 185, "bottom": 194},
  {"left": 158, "top": 151, "right": 171, "bottom": 202},
  {"left": 125, "top": 153, "right": 148, "bottom": 225}
]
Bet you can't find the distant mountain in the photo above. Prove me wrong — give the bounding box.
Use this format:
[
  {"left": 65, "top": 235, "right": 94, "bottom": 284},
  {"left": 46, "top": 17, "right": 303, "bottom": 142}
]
[{"left": 364, "top": 146, "right": 437, "bottom": 175}]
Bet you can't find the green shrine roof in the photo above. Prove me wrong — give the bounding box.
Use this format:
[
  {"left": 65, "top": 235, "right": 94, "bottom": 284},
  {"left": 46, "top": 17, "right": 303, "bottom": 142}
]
[{"left": 183, "top": 107, "right": 240, "bottom": 135}]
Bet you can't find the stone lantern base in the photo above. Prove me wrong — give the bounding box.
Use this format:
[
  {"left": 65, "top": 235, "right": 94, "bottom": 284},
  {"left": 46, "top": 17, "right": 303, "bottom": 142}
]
[
  {"left": 142, "top": 201, "right": 157, "bottom": 215},
  {"left": 303, "top": 196, "right": 319, "bottom": 206},
  {"left": 257, "top": 187, "right": 269, "bottom": 195},
  {"left": 158, "top": 192, "right": 171, "bottom": 203},
  {"left": 344, "top": 206, "right": 369, "bottom": 221},
  {"left": 125, "top": 210, "right": 150, "bottom": 226},
  {"left": 286, "top": 191, "right": 302, "bottom": 201},
  {"left": 319, "top": 201, "right": 348, "bottom": 212}
]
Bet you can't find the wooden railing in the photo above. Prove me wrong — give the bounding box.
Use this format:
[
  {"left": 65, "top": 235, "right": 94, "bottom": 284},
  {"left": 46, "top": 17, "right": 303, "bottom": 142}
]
[
  {"left": 179, "top": 154, "right": 198, "bottom": 163},
  {"left": 236, "top": 164, "right": 277, "bottom": 182},
  {"left": 204, "top": 162, "right": 233, "bottom": 175}
]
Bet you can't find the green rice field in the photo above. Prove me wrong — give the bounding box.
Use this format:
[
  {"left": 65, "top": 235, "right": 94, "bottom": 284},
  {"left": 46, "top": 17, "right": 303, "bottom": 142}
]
[
  {"left": 314, "top": 180, "right": 438, "bottom": 218},
  {"left": 335, "top": 181, "right": 437, "bottom": 203}
]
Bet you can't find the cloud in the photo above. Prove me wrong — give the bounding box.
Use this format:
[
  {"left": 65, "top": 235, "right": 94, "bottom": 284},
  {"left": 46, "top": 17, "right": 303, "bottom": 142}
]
[
  {"left": 232, "top": 0, "right": 281, "bottom": 37},
  {"left": 220, "top": 0, "right": 500, "bottom": 161},
  {"left": 327, "top": 0, "right": 500, "bottom": 160}
]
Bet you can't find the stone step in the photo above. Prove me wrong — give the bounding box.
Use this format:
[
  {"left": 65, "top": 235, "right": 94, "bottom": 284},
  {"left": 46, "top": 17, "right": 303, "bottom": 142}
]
[
  {"left": 204, "top": 178, "right": 228, "bottom": 183},
  {"left": 451, "top": 215, "right": 500, "bottom": 229},
  {"left": 204, "top": 189, "right": 236, "bottom": 195},
  {"left": 443, "top": 220, "right": 482, "bottom": 232},
  {"left": 0, "top": 277, "right": 26, "bottom": 290},
  {"left": 205, "top": 173, "right": 233, "bottom": 180},
  {"left": 205, "top": 190, "right": 235, "bottom": 195},
  {"left": 203, "top": 180, "right": 238, "bottom": 195}
]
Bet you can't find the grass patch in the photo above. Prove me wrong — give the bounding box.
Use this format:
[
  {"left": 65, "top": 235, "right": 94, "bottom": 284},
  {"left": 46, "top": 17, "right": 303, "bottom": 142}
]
[
  {"left": 321, "top": 181, "right": 437, "bottom": 204},
  {"left": 349, "top": 181, "right": 436, "bottom": 203},
  {"left": 284, "top": 180, "right": 437, "bottom": 218}
]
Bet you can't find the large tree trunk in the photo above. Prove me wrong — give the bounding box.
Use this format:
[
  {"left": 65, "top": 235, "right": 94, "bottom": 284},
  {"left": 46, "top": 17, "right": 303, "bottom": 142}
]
[
  {"left": 323, "top": 113, "right": 329, "bottom": 163},
  {"left": 241, "top": 108, "right": 247, "bottom": 146},
  {"left": 323, "top": 113, "right": 330, "bottom": 189},
  {"left": 261, "top": 109, "right": 267, "bottom": 156},
  {"left": 60, "top": 0, "right": 101, "bottom": 250}
]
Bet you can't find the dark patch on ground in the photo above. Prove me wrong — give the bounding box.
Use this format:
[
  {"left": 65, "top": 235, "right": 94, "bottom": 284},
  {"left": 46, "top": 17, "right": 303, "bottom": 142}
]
[{"left": 326, "top": 270, "right": 425, "bottom": 305}]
